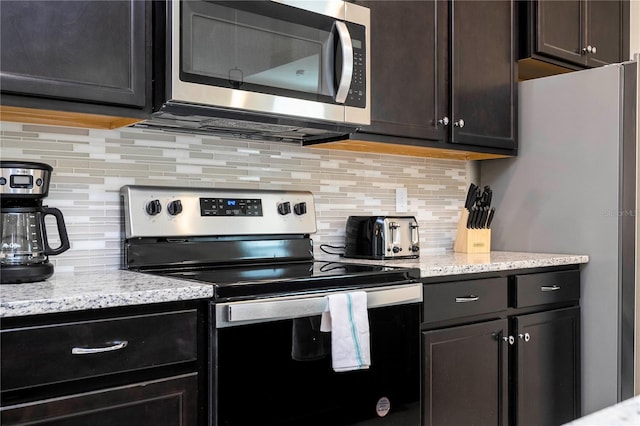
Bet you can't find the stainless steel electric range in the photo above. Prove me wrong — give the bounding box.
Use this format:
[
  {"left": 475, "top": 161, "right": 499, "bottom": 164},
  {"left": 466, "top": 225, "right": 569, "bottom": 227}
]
[{"left": 121, "top": 185, "right": 422, "bottom": 426}]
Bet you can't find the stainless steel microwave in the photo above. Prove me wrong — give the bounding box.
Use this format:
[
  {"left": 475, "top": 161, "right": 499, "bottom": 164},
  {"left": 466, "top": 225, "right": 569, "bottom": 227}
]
[{"left": 139, "top": 0, "right": 370, "bottom": 142}]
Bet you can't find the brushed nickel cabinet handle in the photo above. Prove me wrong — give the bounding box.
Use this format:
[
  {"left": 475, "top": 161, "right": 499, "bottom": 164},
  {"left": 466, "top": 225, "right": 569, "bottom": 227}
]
[
  {"left": 501, "top": 335, "right": 515, "bottom": 345},
  {"left": 71, "top": 340, "right": 128, "bottom": 355},
  {"left": 541, "top": 285, "right": 561, "bottom": 292},
  {"left": 455, "top": 295, "right": 479, "bottom": 303},
  {"left": 518, "top": 333, "right": 531, "bottom": 342}
]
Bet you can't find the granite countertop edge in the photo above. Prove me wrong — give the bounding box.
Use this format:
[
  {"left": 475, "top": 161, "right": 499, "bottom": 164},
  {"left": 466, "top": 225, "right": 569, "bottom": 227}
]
[
  {"left": 564, "top": 394, "right": 639, "bottom": 425},
  {"left": 316, "top": 250, "right": 589, "bottom": 277},
  {"left": 0, "top": 270, "right": 214, "bottom": 319},
  {"left": 1, "top": 251, "right": 588, "bottom": 318}
]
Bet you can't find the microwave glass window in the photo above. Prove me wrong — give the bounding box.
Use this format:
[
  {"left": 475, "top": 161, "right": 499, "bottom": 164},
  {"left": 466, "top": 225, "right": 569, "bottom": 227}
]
[{"left": 183, "top": 2, "right": 334, "bottom": 98}]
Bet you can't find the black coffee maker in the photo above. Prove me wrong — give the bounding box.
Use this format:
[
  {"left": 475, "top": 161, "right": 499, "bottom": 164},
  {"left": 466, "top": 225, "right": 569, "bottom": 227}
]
[{"left": 0, "top": 161, "right": 70, "bottom": 284}]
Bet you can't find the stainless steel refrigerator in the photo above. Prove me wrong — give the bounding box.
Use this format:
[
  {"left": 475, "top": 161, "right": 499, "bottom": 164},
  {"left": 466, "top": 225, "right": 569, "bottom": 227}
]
[{"left": 481, "top": 61, "right": 637, "bottom": 415}]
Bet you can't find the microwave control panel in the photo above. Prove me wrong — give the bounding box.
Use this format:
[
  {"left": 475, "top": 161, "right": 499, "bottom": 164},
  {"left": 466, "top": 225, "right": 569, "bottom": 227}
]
[{"left": 346, "top": 22, "right": 367, "bottom": 108}]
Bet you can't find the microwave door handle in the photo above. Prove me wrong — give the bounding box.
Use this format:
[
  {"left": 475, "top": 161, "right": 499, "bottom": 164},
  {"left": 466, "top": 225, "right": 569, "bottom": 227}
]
[{"left": 334, "top": 21, "right": 353, "bottom": 104}]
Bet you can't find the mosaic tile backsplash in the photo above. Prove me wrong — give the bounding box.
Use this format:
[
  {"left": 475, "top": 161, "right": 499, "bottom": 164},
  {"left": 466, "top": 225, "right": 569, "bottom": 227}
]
[{"left": 0, "top": 121, "right": 470, "bottom": 273}]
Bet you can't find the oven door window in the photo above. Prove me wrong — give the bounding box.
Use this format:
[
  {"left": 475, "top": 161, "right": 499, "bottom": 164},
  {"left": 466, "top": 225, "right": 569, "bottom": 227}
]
[
  {"left": 181, "top": 1, "right": 339, "bottom": 103},
  {"left": 212, "top": 303, "right": 420, "bottom": 425}
]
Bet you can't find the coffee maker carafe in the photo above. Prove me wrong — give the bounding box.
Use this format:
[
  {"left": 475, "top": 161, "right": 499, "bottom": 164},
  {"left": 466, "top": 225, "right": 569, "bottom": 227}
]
[{"left": 1, "top": 161, "right": 70, "bottom": 284}]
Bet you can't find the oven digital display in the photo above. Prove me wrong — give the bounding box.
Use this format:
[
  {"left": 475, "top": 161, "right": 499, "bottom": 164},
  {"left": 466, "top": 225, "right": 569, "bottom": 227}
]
[{"left": 200, "top": 198, "right": 263, "bottom": 216}]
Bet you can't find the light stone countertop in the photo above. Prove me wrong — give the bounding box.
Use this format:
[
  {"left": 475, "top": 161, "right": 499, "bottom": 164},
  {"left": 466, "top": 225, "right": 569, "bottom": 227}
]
[
  {"left": 564, "top": 395, "right": 640, "bottom": 425},
  {"left": 0, "top": 270, "right": 214, "bottom": 318},
  {"left": 316, "top": 250, "right": 589, "bottom": 277},
  {"left": 1, "top": 251, "right": 587, "bottom": 319}
]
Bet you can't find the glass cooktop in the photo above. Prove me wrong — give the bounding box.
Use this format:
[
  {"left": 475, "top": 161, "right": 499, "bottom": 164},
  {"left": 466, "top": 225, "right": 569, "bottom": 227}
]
[{"left": 152, "top": 261, "right": 420, "bottom": 300}]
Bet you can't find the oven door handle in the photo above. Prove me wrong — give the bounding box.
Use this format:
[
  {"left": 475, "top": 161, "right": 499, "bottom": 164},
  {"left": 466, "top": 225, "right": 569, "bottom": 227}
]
[{"left": 215, "top": 283, "right": 422, "bottom": 328}]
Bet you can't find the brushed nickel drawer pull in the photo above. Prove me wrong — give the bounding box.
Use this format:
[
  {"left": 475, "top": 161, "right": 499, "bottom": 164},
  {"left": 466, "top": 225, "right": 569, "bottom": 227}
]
[
  {"left": 540, "top": 285, "right": 561, "bottom": 292},
  {"left": 455, "top": 295, "right": 479, "bottom": 303},
  {"left": 71, "top": 340, "right": 128, "bottom": 355}
]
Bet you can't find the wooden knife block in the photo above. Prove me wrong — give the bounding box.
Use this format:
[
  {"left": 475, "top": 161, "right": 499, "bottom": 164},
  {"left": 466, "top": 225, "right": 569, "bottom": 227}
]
[{"left": 454, "top": 208, "right": 491, "bottom": 253}]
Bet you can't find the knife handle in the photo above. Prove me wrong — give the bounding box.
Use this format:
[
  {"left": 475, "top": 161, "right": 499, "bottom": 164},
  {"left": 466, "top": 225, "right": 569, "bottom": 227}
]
[
  {"left": 480, "top": 207, "right": 488, "bottom": 228},
  {"left": 486, "top": 208, "right": 495, "bottom": 228},
  {"left": 466, "top": 207, "right": 475, "bottom": 228},
  {"left": 465, "top": 183, "right": 477, "bottom": 210}
]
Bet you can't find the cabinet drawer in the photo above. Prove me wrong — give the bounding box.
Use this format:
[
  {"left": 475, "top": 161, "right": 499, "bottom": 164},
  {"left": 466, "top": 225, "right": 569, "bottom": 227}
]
[
  {"left": 1, "top": 373, "right": 198, "bottom": 426},
  {"left": 1, "top": 310, "right": 197, "bottom": 391},
  {"left": 423, "top": 278, "right": 508, "bottom": 323},
  {"left": 513, "top": 270, "right": 580, "bottom": 308}
]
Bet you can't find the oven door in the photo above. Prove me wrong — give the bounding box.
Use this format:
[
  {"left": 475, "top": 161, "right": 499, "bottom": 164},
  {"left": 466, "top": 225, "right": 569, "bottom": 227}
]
[
  {"left": 209, "top": 284, "right": 421, "bottom": 425},
  {"left": 170, "top": 0, "right": 370, "bottom": 126}
]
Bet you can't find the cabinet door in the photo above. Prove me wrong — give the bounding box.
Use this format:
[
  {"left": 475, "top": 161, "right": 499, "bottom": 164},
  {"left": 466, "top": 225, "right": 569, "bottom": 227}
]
[
  {"left": 586, "top": 1, "right": 624, "bottom": 67},
  {"left": 0, "top": 374, "right": 198, "bottom": 426},
  {"left": 0, "top": 1, "right": 146, "bottom": 108},
  {"left": 450, "top": 0, "right": 517, "bottom": 150},
  {"left": 535, "top": 0, "right": 585, "bottom": 66},
  {"left": 514, "top": 307, "right": 580, "bottom": 426},
  {"left": 356, "top": 1, "right": 447, "bottom": 141},
  {"left": 422, "top": 319, "right": 508, "bottom": 426}
]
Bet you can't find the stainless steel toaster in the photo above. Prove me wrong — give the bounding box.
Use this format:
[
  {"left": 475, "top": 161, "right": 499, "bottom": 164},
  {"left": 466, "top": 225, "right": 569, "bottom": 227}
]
[{"left": 344, "top": 216, "right": 420, "bottom": 260}]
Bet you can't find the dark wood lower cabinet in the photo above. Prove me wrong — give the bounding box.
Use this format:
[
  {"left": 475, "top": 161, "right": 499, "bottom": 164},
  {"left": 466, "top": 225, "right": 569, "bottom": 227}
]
[
  {"left": 0, "top": 304, "right": 201, "bottom": 426},
  {"left": 0, "top": 374, "right": 198, "bottom": 426},
  {"left": 422, "top": 319, "right": 509, "bottom": 426},
  {"left": 514, "top": 307, "right": 580, "bottom": 426},
  {"left": 421, "top": 268, "right": 581, "bottom": 426}
]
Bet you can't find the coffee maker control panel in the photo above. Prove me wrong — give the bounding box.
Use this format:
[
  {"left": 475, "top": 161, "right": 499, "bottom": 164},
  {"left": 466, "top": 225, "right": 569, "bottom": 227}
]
[{"left": 0, "top": 162, "right": 52, "bottom": 198}]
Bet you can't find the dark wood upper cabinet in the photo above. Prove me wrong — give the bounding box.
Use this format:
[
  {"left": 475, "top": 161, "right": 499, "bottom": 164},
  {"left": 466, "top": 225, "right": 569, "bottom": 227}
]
[
  {"left": 586, "top": 1, "right": 625, "bottom": 67},
  {"left": 519, "top": 0, "right": 628, "bottom": 78},
  {"left": 535, "top": 0, "right": 585, "bottom": 65},
  {"left": 450, "top": 0, "right": 517, "bottom": 150},
  {"left": 0, "top": 0, "right": 146, "bottom": 108},
  {"left": 0, "top": 0, "right": 150, "bottom": 129},
  {"left": 355, "top": 1, "right": 447, "bottom": 142},
  {"left": 350, "top": 0, "right": 517, "bottom": 157}
]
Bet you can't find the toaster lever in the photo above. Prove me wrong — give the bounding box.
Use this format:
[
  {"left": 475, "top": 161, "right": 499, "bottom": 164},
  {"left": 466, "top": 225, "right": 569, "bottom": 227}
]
[{"left": 409, "top": 222, "right": 420, "bottom": 254}]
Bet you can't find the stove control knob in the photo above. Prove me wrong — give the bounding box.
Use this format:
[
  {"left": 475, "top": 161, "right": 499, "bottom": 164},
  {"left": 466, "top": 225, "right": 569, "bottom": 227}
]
[
  {"left": 145, "top": 199, "right": 162, "bottom": 216},
  {"left": 293, "top": 202, "right": 307, "bottom": 215},
  {"left": 392, "top": 246, "right": 402, "bottom": 254},
  {"left": 277, "top": 202, "right": 291, "bottom": 215},
  {"left": 167, "top": 200, "right": 183, "bottom": 216},
  {"left": 410, "top": 245, "right": 420, "bottom": 253}
]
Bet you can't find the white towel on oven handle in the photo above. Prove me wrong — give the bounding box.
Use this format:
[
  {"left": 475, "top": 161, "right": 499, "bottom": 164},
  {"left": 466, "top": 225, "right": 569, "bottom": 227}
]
[{"left": 320, "top": 291, "right": 371, "bottom": 372}]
